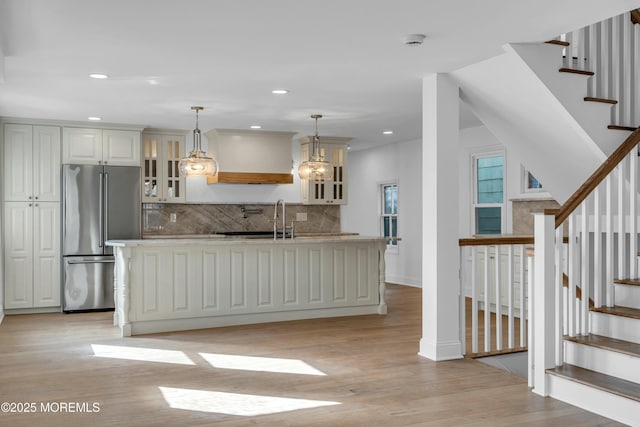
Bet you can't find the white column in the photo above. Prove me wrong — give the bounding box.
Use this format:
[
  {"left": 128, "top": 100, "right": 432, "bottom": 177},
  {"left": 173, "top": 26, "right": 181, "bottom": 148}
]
[
  {"left": 419, "top": 73, "right": 463, "bottom": 361},
  {"left": 533, "top": 213, "right": 556, "bottom": 396}
]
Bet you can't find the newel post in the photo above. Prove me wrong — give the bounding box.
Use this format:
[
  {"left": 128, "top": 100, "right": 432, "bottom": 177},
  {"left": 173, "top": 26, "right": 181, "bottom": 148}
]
[{"left": 532, "top": 212, "right": 556, "bottom": 396}]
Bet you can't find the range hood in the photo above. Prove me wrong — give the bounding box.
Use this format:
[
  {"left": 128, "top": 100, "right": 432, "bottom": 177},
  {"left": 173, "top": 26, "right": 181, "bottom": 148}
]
[{"left": 204, "top": 128, "right": 296, "bottom": 184}]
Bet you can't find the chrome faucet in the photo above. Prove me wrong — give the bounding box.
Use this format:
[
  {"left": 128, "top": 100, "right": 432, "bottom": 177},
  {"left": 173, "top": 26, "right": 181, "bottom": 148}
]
[{"left": 274, "top": 199, "right": 286, "bottom": 240}]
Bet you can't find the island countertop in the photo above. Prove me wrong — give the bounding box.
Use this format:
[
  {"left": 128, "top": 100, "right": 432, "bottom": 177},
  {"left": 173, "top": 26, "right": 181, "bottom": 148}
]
[{"left": 105, "top": 234, "right": 385, "bottom": 247}]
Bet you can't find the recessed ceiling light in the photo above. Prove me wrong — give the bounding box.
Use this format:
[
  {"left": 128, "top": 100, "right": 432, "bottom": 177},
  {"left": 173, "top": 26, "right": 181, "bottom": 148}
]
[
  {"left": 250, "top": 125, "right": 262, "bottom": 129},
  {"left": 272, "top": 89, "right": 288, "bottom": 95},
  {"left": 383, "top": 130, "right": 393, "bottom": 135},
  {"left": 88, "top": 116, "right": 102, "bottom": 121},
  {"left": 347, "top": 145, "right": 352, "bottom": 151},
  {"left": 89, "top": 73, "right": 109, "bottom": 79}
]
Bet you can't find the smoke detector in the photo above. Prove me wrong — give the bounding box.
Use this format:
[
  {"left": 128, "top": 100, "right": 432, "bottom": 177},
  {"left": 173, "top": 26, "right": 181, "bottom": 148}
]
[{"left": 404, "top": 34, "right": 426, "bottom": 46}]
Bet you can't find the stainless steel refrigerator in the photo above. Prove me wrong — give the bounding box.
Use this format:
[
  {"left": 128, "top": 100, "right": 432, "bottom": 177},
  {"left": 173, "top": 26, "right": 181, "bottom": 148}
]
[{"left": 62, "top": 164, "right": 141, "bottom": 311}]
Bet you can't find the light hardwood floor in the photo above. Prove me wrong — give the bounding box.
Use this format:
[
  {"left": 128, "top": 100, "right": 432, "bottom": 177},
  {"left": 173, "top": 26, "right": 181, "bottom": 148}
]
[{"left": 0, "top": 285, "right": 623, "bottom": 426}]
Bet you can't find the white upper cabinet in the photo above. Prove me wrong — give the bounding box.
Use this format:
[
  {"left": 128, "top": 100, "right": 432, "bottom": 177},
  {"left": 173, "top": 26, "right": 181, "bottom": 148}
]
[
  {"left": 4, "top": 124, "right": 61, "bottom": 202},
  {"left": 63, "top": 127, "right": 140, "bottom": 166},
  {"left": 299, "top": 136, "right": 350, "bottom": 205},
  {"left": 141, "top": 131, "right": 187, "bottom": 203}
]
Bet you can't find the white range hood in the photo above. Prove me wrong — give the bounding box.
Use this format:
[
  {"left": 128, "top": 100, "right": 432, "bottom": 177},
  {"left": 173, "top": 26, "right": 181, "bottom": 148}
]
[{"left": 204, "top": 128, "right": 296, "bottom": 184}]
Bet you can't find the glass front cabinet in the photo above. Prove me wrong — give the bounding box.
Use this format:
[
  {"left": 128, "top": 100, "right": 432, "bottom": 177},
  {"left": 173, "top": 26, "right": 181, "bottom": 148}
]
[
  {"left": 299, "top": 136, "right": 351, "bottom": 205},
  {"left": 142, "top": 130, "right": 187, "bottom": 203}
]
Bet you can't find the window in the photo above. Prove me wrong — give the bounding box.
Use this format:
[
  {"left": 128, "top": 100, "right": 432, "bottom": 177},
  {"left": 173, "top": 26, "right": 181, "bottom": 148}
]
[
  {"left": 523, "top": 168, "right": 543, "bottom": 192},
  {"left": 381, "top": 183, "right": 398, "bottom": 246},
  {"left": 473, "top": 154, "right": 504, "bottom": 235}
]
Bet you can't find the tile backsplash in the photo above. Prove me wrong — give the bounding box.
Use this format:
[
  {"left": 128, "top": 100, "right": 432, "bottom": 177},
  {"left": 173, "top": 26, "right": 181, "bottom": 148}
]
[{"left": 143, "top": 203, "right": 340, "bottom": 235}]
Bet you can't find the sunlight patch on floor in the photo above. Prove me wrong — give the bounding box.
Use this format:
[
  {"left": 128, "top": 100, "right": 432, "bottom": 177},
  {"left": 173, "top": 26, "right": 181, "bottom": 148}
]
[
  {"left": 199, "top": 352, "right": 326, "bottom": 376},
  {"left": 91, "top": 344, "right": 195, "bottom": 365},
  {"left": 159, "top": 386, "right": 340, "bottom": 416}
]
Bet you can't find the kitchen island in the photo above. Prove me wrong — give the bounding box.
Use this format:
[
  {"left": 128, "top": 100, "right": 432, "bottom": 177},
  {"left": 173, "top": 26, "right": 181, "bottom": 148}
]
[{"left": 106, "top": 235, "right": 387, "bottom": 336}]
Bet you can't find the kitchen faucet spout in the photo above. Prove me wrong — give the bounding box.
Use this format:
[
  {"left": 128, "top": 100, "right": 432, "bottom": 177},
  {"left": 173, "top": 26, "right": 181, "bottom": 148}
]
[{"left": 274, "top": 199, "right": 286, "bottom": 240}]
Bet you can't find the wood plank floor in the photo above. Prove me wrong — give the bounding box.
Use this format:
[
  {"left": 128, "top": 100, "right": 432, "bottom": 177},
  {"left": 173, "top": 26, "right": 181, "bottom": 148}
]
[{"left": 0, "top": 285, "right": 623, "bottom": 426}]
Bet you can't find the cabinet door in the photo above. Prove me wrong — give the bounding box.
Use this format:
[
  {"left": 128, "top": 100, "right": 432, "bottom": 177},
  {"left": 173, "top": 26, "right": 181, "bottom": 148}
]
[
  {"left": 162, "top": 135, "right": 186, "bottom": 203},
  {"left": 142, "top": 134, "right": 162, "bottom": 203},
  {"left": 33, "top": 125, "right": 61, "bottom": 202},
  {"left": 3, "top": 124, "right": 33, "bottom": 201},
  {"left": 33, "top": 203, "right": 61, "bottom": 307},
  {"left": 103, "top": 130, "right": 140, "bottom": 166},
  {"left": 4, "top": 202, "right": 33, "bottom": 309},
  {"left": 328, "top": 145, "right": 347, "bottom": 205},
  {"left": 63, "top": 128, "right": 102, "bottom": 164}
]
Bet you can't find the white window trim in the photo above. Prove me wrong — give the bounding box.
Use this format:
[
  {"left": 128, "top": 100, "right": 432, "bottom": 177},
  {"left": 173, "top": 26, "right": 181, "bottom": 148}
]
[
  {"left": 520, "top": 165, "right": 551, "bottom": 197},
  {"left": 471, "top": 150, "right": 506, "bottom": 235},
  {"left": 379, "top": 180, "right": 399, "bottom": 253}
]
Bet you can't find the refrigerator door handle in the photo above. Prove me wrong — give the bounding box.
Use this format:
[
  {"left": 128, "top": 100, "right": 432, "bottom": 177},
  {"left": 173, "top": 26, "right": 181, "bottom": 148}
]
[
  {"left": 104, "top": 172, "right": 109, "bottom": 243},
  {"left": 98, "top": 172, "right": 104, "bottom": 248},
  {"left": 67, "top": 259, "right": 115, "bottom": 265}
]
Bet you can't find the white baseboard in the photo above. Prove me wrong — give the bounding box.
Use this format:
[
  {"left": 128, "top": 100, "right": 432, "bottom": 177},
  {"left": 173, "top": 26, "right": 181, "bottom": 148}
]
[
  {"left": 385, "top": 275, "right": 421, "bottom": 287},
  {"left": 418, "top": 338, "right": 463, "bottom": 361}
]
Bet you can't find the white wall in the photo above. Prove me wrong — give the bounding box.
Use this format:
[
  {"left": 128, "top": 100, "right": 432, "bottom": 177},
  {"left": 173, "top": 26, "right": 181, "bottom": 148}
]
[
  {"left": 341, "top": 138, "right": 422, "bottom": 287},
  {"left": 185, "top": 134, "right": 303, "bottom": 203}
]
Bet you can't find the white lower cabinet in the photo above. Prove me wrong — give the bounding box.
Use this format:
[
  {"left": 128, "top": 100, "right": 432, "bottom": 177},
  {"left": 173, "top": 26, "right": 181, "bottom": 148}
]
[{"left": 4, "top": 202, "right": 60, "bottom": 309}]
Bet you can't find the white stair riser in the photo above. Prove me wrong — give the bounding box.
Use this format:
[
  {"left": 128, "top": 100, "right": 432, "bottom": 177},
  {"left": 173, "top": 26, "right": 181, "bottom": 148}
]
[
  {"left": 564, "top": 341, "right": 640, "bottom": 384},
  {"left": 590, "top": 312, "right": 640, "bottom": 344},
  {"left": 614, "top": 285, "right": 640, "bottom": 309},
  {"left": 548, "top": 374, "right": 640, "bottom": 427}
]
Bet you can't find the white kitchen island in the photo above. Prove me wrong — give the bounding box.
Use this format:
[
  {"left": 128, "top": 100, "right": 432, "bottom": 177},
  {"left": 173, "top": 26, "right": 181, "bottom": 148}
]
[{"left": 106, "top": 235, "right": 387, "bottom": 336}]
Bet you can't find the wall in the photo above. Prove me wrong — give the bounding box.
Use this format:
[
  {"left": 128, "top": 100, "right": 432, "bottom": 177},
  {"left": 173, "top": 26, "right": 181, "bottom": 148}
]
[
  {"left": 185, "top": 134, "right": 303, "bottom": 203},
  {"left": 341, "top": 138, "right": 422, "bottom": 287}
]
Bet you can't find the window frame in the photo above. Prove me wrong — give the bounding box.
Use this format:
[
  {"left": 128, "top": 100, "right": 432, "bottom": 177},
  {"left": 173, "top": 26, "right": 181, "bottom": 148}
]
[
  {"left": 380, "top": 181, "right": 399, "bottom": 252},
  {"left": 471, "top": 151, "right": 506, "bottom": 235},
  {"left": 521, "top": 166, "right": 546, "bottom": 194}
]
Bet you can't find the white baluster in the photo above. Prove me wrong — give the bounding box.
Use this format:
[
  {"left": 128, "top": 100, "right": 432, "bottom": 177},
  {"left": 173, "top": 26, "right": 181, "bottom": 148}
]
[
  {"left": 630, "top": 150, "right": 638, "bottom": 280},
  {"left": 495, "top": 245, "right": 502, "bottom": 351},
  {"left": 555, "top": 226, "right": 564, "bottom": 366},
  {"left": 471, "top": 246, "right": 478, "bottom": 354},
  {"left": 580, "top": 199, "right": 590, "bottom": 336},
  {"left": 606, "top": 174, "right": 614, "bottom": 307},
  {"left": 484, "top": 245, "right": 490, "bottom": 353},
  {"left": 579, "top": 27, "right": 588, "bottom": 71},
  {"left": 618, "top": 158, "right": 626, "bottom": 282},
  {"left": 508, "top": 245, "right": 514, "bottom": 349},
  {"left": 568, "top": 213, "right": 577, "bottom": 337},
  {"left": 612, "top": 14, "right": 624, "bottom": 125},
  {"left": 594, "top": 185, "right": 602, "bottom": 308},
  {"left": 527, "top": 248, "right": 534, "bottom": 388},
  {"left": 634, "top": 22, "right": 640, "bottom": 126},
  {"left": 622, "top": 14, "right": 633, "bottom": 127},
  {"left": 589, "top": 21, "right": 601, "bottom": 96},
  {"left": 520, "top": 245, "right": 526, "bottom": 348},
  {"left": 601, "top": 18, "right": 612, "bottom": 101}
]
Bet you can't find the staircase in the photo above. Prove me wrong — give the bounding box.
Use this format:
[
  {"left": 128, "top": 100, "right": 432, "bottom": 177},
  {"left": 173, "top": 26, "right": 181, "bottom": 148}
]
[{"left": 455, "top": 9, "right": 640, "bottom": 426}]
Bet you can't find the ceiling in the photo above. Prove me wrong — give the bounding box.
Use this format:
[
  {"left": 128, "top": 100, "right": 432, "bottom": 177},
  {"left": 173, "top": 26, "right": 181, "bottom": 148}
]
[{"left": 0, "top": 0, "right": 636, "bottom": 151}]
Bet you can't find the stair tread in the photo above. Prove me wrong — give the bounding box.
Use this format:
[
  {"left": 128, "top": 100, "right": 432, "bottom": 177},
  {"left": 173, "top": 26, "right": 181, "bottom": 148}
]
[
  {"left": 546, "top": 40, "right": 570, "bottom": 47},
  {"left": 590, "top": 305, "right": 640, "bottom": 319},
  {"left": 565, "top": 333, "right": 640, "bottom": 357},
  {"left": 547, "top": 364, "right": 640, "bottom": 402},
  {"left": 584, "top": 97, "right": 618, "bottom": 105},
  {"left": 613, "top": 278, "right": 640, "bottom": 286},
  {"left": 559, "top": 67, "right": 595, "bottom": 76},
  {"left": 609, "top": 125, "right": 639, "bottom": 131}
]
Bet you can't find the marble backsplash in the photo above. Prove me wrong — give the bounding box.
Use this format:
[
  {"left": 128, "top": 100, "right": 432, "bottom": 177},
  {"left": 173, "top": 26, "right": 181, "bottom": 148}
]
[
  {"left": 143, "top": 203, "right": 340, "bottom": 235},
  {"left": 511, "top": 198, "right": 561, "bottom": 235}
]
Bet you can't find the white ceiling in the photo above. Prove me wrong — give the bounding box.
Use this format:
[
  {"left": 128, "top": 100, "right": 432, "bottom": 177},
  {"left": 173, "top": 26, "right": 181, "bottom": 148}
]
[{"left": 0, "top": 0, "right": 636, "bottom": 151}]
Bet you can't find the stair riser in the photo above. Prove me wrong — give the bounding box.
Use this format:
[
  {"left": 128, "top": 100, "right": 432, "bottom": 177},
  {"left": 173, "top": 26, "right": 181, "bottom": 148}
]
[
  {"left": 614, "top": 285, "right": 640, "bottom": 309},
  {"left": 590, "top": 312, "right": 640, "bottom": 344},
  {"left": 548, "top": 375, "right": 640, "bottom": 426},
  {"left": 564, "top": 341, "right": 640, "bottom": 383}
]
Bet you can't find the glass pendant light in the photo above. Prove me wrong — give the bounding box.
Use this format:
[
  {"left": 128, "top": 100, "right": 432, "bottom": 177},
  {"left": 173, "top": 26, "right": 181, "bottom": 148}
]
[
  {"left": 178, "top": 106, "right": 218, "bottom": 177},
  {"left": 298, "top": 114, "right": 333, "bottom": 181}
]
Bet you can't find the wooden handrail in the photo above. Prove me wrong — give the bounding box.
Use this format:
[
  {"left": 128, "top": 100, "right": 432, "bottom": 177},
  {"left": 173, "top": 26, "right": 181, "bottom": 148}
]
[
  {"left": 631, "top": 9, "right": 640, "bottom": 25},
  {"left": 554, "top": 128, "right": 640, "bottom": 228},
  {"left": 459, "top": 236, "right": 534, "bottom": 246}
]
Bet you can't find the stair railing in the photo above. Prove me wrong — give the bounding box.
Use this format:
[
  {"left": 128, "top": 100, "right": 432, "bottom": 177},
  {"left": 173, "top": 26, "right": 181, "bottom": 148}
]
[
  {"left": 556, "top": 10, "right": 640, "bottom": 129},
  {"left": 532, "top": 128, "right": 640, "bottom": 396}
]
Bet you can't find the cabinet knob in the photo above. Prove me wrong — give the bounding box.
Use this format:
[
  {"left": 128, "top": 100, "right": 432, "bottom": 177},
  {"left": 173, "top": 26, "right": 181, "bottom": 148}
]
[
  {"left": 28, "top": 196, "right": 32, "bottom": 199},
  {"left": 35, "top": 196, "right": 38, "bottom": 200},
  {"left": 29, "top": 203, "right": 32, "bottom": 207}
]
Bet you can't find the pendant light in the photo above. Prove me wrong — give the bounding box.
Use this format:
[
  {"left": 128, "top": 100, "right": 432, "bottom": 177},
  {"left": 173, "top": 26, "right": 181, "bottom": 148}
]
[
  {"left": 178, "top": 106, "right": 218, "bottom": 177},
  {"left": 298, "top": 114, "right": 333, "bottom": 181}
]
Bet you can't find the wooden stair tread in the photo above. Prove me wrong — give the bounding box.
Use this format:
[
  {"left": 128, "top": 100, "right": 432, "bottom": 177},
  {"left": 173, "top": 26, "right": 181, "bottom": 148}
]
[
  {"left": 584, "top": 97, "right": 618, "bottom": 105},
  {"left": 590, "top": 305, "right": 640, "bottom": 320},
  {"left": 546, "top": 40, "right": 570, "bottom": 47},
  {"left": 564, "top": 333, "right": 640, "bottom": 358},
  {"left": 609, "top": 125, "right": 639, "bottom": 131},
  {"left": 547, "top": 364, "right": 640, "bottom": 402},
  {"left": 559, "top": 68, "right": 594, "bottom": 76},
  {"left": 613, "top": 278, "right": 640, "bottom": 287}
]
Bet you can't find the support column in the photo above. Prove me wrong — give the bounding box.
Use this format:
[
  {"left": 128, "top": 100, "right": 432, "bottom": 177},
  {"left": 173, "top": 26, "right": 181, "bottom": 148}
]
[{"left": 418, "top": 73, "right": 463, "bottom": 361}]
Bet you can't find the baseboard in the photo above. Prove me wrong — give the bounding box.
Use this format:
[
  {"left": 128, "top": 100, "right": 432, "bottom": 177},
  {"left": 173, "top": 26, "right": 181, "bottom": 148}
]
[
  {"left": 418, "top": 338, "right": 463, "bottom": 361},
  {"left": 385, "top": 275, "right": 421, "bottom": 287},
  {"left": 0, "top": 312, "right": 4, "bottom": 325}
]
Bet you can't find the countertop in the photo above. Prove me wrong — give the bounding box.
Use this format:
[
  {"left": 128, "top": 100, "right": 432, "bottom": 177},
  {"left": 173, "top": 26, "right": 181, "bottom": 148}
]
[{"left": 106, "top": 233, "right": 386, "bottom": 247}]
